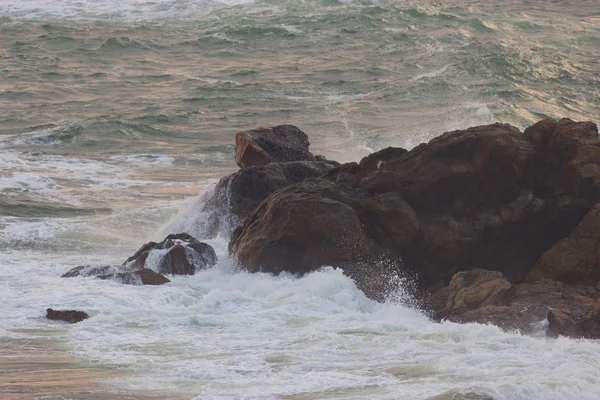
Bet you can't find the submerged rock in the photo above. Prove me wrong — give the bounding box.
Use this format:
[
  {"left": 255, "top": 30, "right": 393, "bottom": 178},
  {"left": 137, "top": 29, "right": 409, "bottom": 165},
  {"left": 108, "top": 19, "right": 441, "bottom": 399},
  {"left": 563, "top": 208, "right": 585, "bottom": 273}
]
[
  {"left": 235, "top": 125, "right": 317, "bottom": 168},
  {"left": 125, "top": 233, "right": 217, "bottom": 275},
  {"left": 46, "top": 308, "right": 89, "bottom": 324},
  {"left": 61, "top": 264, "right": 171, "bottom": 285},
  {"left": 425, "top": 392, "right": 494, "bottom": 400}
]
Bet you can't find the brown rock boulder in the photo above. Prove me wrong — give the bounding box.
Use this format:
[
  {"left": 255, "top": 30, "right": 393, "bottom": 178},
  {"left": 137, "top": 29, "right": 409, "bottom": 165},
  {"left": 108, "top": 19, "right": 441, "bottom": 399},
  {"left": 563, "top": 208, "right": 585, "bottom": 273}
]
[
  {"left": 527, "top": 204, "right": 600, "bottom": 285},
  {"left": 229, "top": 119, "right": 600, "bottom": 301},
  {"left": 235, "top": 125, "right": 317, "bottom": 169},
  {"left": 444, "top": 269, "right": 514, "bottom": 315},
  {"left": 204, "top": 161, "right": 336, "bottom": 235},
  {"left": 46, "top": 308, "right": 89, "bottom": 324},
  {"left": 230, "top": 178, "right": 402, "bottom": 300},
  {"left": 125, "top": 233, "right": 217, "bottom": 275}
]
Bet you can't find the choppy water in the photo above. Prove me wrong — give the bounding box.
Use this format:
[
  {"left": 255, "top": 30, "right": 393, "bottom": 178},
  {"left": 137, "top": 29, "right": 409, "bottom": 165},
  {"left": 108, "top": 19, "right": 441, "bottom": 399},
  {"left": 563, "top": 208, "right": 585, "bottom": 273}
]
[{"left": 1, "top": 0, "right": 600, "bottom": 399}]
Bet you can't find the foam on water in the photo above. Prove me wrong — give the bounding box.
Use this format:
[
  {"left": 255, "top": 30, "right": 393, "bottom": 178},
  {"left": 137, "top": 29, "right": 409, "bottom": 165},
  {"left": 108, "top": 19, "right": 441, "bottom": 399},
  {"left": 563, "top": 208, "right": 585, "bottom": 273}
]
[
  {"left": 3, "top": 244, "right": 600, "bottom": 399},
  {"left": 0, "top": 0, "right": 258, "bottom": 20}
]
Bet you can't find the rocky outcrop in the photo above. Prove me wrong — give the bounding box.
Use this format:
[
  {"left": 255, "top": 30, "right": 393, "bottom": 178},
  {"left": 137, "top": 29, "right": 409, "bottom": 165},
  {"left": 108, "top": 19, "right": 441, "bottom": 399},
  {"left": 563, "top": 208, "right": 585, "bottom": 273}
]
[
  {"left": 125, "top": 233, "right": 217, "bottom": 275},
  {"left": 229, "top": 178, "right": 402, "bottom": 299},
  {"left": 433, "top": 269, "right": 528, "bottom": 332},
  {"left": 204, "top": 161, "right": 336, "bottom": 234},
  {"left": 429, "top": 269, "right": 600, "bottom": 337},
  {"left": 231, "top": 119, "right": 600, "bottom": 300},
  {"left": 527, "top": 204, "right": 600, "bottom": 285},
  {"left": 443, "top": 269, "right": 514, "bottom": 315},
  {"left": 61, "top": 264, "right": 171, "bottom": 285},
  {"left": 46, "top": 308, "right": 89, "bottom": 324},
  {"left": 62, "top": 233, "right": 213, "bottom": 285},
  {"left": 234, "top": 125, "right": 317, "bottom": 168}
]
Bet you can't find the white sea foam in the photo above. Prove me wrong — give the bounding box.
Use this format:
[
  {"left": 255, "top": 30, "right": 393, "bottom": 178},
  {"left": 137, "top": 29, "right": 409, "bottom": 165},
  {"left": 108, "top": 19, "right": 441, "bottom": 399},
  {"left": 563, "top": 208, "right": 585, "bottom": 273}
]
[
  {"left": 0, "top": 0, "right": 257, "bottom": 20},
  {"left": 2, "top": 245, "right": 600, "bottom": 399}
]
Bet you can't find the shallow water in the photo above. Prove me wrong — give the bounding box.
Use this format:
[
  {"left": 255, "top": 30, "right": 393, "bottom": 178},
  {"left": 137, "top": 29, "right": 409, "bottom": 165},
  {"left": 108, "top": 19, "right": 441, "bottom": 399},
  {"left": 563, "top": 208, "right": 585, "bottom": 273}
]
[{"left": 1, "top": 0, "right": 600, "bottom": 399}]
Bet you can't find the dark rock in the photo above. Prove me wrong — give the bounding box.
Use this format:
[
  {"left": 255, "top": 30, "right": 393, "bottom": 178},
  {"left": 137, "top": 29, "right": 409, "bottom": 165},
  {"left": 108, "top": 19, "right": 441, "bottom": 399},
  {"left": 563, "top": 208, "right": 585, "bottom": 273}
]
[
  {"left": 230, "top": 178, "right": 402, "bottom": 300},
  {"left": 527, "top": 204, "right": 600, "bottom": 285},
  {"left": 125, "top": 233, "right": 217, "bottom": 275},
  {"left": 46, "top": 308, "right": 89, "bottom": 324},
  {"left": 61, "top": 265, "right": 119, "bottom": 278},
  {"left": 234, "top": 125, "right": 317, "bottom": 168},
  {"left": 206, "top": 161, "right": 336, "bottom": 234},
  {"left": 97, "top": 268, "right": 171, "bottom": 285},
  {"left": 451, "top": 305, "right": 529, "bottom": 332},
  {"left": 231, "top": 119, "right": 600, "bottom": 299},
  {"left": 62, "top": 264, "right": 170, "bottom": 285}
]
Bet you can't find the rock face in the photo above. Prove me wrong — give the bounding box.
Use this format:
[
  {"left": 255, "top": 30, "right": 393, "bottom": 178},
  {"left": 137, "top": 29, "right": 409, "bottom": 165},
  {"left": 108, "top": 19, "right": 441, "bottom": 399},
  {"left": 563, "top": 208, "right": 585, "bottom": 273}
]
[
  {"left": 444, "top": 269, "right": 514, "bottom": 315},
  {"left": 527, "top": 204, "right": 600, "bottom": 284},
  {"left": 231, "top": 119, "right": 600, "bottom": 298},
  {"left": 46, "top": 308, "right": 89, "bottom": 324},
  {"left": 435, "top": 269, "right": 527, "bottom": 332},
  {"left": 429, "top": 269, "right": 600, "bottom": 337},
  {"left": 235, "top": 125, "right": 317, "bottom": 168},
  {"left": 125, "top": 233, "right": 217, "bottom": 275},
  {"left": 229, "top": 178, "right": 402, "bottom": 299},
  {"left": 204, "top": 161, "right": 336, "bottom": 235}
]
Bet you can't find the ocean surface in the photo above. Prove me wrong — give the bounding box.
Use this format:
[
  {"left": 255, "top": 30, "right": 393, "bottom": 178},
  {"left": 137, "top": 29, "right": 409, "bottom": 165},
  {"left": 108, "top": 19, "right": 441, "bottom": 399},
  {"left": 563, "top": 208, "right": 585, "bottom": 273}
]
[{"left": 1, "top": 0, "right": 600, "bottom": 398}]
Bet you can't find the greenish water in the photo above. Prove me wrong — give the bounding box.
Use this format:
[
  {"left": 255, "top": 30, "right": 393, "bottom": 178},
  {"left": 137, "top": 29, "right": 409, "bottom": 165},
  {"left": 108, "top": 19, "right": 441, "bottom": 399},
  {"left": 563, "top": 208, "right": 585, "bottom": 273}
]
[{"left": 1, "top": 1, "right": 600, "bottom": 399}]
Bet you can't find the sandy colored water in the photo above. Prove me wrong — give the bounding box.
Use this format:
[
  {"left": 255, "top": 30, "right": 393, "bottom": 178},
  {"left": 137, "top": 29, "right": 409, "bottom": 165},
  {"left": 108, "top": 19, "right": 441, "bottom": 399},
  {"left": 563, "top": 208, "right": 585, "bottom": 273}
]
[{"left": 0, "top": 338, "right": 180, "bottom": 400}]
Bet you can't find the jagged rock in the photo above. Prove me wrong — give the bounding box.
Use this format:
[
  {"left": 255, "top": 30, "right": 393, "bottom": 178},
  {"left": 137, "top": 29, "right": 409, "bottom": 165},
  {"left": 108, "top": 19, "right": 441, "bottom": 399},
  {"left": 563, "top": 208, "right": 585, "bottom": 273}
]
[
  {"left": 546, "top": 298, "right": 600, "bottom": 339},
  {"left": 444, "top": 269, "right": 514, "bottom": 315},
  {"left": 207, "top": 161, "right": 336, "bottom": 232},
  {"left": 234, "top": 125, "right": 317, "bottom": 168},
  {"left": 230, "top": 178, "right": 402, "bottom": 300},
  {"left": 46, "top": 308, "right": 89, "bottom": 324},
  {"left": 527, "top": 204, "right": 600, "bottom": 284},
  {"left": 125, "top": 233, "right": 217, "bottom": 275},
  {"left": 231, "top": 119, "right": 600, "bottom": 299}
]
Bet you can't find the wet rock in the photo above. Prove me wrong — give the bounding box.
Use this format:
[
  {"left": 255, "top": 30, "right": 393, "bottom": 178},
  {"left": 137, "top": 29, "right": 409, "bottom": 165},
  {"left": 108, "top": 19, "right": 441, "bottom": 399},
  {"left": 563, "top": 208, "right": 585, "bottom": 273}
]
[
  {"left": 425, "top": 391, "right": 494, "bottom": 400},
  {"left": 230, "top": 178, "right": 402, "bottom": 300},
  {"left": 434, "top": 269, "right": 527, "bottom": 332},
  {"left": 444, "top": 269, "right": 514, "bottom": 315},
  {"left": 125, "top": 233, "right": 217, "bottom": 275},
  {"left": 207, "top": 161, "right": 336, "bottom": 233},
  {"left": 527, "top": 204, "right": 600, "bottom": 285},
  {"left": 62, "top": 264, "right": 171, "bottom": 285},
  {"left": 97, "top": 268, "right": 171, "bottom": 285},
  {"left": 234, "top": 125, "right": 318, "bottom": 168},
  {"left": 232, "top": 119, "right": 600, "bottom": 296},
  {"left": 450, "top": 306, "right": 529, "bottom": 332},
  {"left": 61, "top": 265, "right": 120, "bottom": 278},
  {"left": 46, "top": 308, "right": 89, "bottom": 324}
]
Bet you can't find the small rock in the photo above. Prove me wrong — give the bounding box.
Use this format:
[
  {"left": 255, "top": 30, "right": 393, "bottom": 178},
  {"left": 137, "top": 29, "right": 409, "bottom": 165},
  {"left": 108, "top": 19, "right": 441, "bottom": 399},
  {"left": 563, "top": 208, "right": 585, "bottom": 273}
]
[
  {"left": 125, "top": 233, "right": 217, "bottom": 275},
  {"left": 46, "top": 308, "right": 89, "bottom": 324},
  {"left": 425, "top": 390, "right": 494, "bottom": 400}
]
